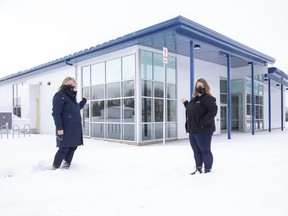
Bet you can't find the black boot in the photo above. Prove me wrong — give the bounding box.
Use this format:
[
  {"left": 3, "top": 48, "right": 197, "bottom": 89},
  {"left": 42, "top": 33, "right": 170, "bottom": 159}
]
[
  {"left": 204, "top": 168, "right": 211, "bottom": 173},
  {"left": 61, "top": 161, "right": 70, "bottom": 169},
  {"left": 191, "top": 167, "right": 203, "bottom": 175}
]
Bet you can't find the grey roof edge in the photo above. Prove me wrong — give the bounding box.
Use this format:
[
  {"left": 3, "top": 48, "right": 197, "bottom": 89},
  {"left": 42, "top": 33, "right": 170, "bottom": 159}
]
[
  {"left": 176, "top": 16, "right": 275, "bottom": 64},
  {"left": 268, "top": 67, "right": 288, "bottom": 87},
  {"left": 0, "top": 15, "right": 276, "bottom": 83},
  {"left": 268, "top": 67, "right": 288, "bottom": 78}
]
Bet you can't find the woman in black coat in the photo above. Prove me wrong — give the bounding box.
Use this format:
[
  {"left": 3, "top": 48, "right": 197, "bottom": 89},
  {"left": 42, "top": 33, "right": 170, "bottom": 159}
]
[
  {"left": 51, "top": 76, "right": 87, "bottom": 169},
  {"left": 181, "top": 78, "right": 218, "bottom": 174}
]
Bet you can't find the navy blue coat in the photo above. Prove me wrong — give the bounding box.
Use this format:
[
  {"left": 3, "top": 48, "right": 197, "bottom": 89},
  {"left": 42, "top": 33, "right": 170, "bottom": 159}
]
[{"left": 52, "top": 88, "right": 87, "bottom": 147}]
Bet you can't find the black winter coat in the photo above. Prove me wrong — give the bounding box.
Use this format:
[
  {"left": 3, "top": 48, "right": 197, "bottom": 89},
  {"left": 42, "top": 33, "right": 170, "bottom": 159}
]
[
  {"left": 52, "top": 89, "right": 87, "bottom": 147},
  {"left": 183, "top": 93, "right": 218, "bottom": 133}
]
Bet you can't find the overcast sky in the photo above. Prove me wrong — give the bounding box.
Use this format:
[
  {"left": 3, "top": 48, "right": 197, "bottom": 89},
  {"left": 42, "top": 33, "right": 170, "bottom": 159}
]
[{"left": 0, "top": 0, "right": 287, "bottom": 79}]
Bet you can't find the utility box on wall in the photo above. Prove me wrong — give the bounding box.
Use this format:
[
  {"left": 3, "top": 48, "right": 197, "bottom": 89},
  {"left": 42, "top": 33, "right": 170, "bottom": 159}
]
[{"left": 0, "top": 112, "right": 12, "bottom": 129}]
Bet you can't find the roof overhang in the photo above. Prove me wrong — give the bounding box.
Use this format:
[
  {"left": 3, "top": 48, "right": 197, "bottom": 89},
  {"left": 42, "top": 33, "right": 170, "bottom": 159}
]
[
  {"left": 267, "top": 67, "right": 288, "bottom": 87},
  {"left": 0, "top": 15, "right": 276, "bottom": 83}
]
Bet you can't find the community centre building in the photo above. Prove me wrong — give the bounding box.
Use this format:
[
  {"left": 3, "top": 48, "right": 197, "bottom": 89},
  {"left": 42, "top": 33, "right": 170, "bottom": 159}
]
[{"left": 0, "top": 16, "right": 287, "bottom": 144}]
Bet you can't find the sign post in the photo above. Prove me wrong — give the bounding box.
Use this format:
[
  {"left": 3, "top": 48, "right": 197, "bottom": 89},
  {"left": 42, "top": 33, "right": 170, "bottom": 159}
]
[{"left": 163, "top": 47, "right": 168, "bottom": 145}]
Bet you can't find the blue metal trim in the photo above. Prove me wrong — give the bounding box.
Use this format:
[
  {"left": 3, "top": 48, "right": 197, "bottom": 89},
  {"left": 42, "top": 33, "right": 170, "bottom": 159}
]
[
  {"left": 250, "top": 62, "right": 255, "bottom": 135},
  {"left": 268, "top": 78, "right": 271, "bottom": 132},
  {"left": 227, "top": 54, "right": 231, "bottom": 139},
  {"left": 190, "top": 41, "right": 194, "bottom": 97},
  {"left": 281, "top": 83, "right": 284, "bottom": 131}
]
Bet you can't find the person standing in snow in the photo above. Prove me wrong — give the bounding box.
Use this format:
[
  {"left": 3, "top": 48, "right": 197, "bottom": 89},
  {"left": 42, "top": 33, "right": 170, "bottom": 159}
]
[
  {"left": 51, "top": 76, "right": 88, "bottom": 169},
  {"left": 181, "top": 78, "right": 218, "bottom": 174}
]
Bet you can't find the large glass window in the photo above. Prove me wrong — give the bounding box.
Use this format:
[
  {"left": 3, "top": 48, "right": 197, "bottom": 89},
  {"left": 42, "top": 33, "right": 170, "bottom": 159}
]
[
  {"left": 167, "top": 57, "right": 176, "bottom": 84},
  {"left": 91, "top": 101, "right": 104, "bottom": 122},
  {"left": 141, "top": 51, "right": 152, "bottom": 80},
  {"left": 220, "top": 79, "right": 227, "bottom": 131},
  {"left": 106, "top": 83, "right": 120, "bottom": 98},
  {"left": 81, "top": 54, "right": 135, "bottom": 142},
  {"left": 13, "top": 83, "right": 22, "bottom": 118},
  {"left": 82, "top": 66, "right": 90, "bottom": 86},
  {"left": 153, "top": 53, "right": 164, "bottom": 82},
  {"left": 123, "top": 81, "right": 134, "bottom": 97},
  {"left": 106, "top": 58, "right": 121, "bottom": 83},
  {"left": 122, "top": 55, "right": 135, "bottom": 80},
  {"left": 140, "top": 50, "right": 177, "bottom": 142},
  {"left": 92, "top": 85, "right": 104, "bottom": 100},
  {"left": 82, "top": 87, "right": 90, "bottom": 136},
  {"left": 245, "top": 80, "right": 264, "bottom": 131},
  {"left": 91, "top": 62, "right": 105, "bottom": 85}
]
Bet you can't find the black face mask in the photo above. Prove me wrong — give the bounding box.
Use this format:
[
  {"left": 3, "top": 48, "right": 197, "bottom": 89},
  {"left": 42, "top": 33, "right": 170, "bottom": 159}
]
[
  {"left": 62, "top": 84, "right": 76, "bottom": 92},
  {"left": 195, "top": 86, "right": 205, "bottom": 94}
]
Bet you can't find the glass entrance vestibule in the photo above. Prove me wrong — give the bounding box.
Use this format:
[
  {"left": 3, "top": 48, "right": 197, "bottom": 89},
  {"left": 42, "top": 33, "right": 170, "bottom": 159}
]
[
  {"left": 81, "top": 49, "right": 177, "bottom": 144},
  {"left": 220, "top": 78, "right": 264, "bottom": 132}
]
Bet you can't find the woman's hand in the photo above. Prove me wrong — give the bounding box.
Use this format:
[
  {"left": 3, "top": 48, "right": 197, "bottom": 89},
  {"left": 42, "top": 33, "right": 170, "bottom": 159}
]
[
  {"left": 83, "top": 93, "right": 89, "bottom": 100},
  {"left": 57, "top": 130, "right": 64, "bottom": 135},
  {"left": 181, "top": 98, "right": 187, "bottom": 103}
]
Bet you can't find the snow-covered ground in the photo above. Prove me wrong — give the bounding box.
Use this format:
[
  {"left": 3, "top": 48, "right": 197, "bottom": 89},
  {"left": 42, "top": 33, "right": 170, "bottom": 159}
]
[{"left": 1, "top": 128, "right": 288, "bottom": 216}]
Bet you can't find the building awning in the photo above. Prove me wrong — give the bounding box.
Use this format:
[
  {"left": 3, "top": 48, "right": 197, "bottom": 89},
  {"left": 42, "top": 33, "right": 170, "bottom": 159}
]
[
  {"left": 267, "top": 67, "right": 288, "bottom": 87},
  {"left": 0, "top": 15, "right": 276, "bottom": 84}
]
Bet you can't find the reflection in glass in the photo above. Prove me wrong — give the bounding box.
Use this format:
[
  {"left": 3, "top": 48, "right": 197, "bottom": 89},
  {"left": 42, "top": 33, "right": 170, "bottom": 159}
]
[
  {"left": 83, "top": 101, "right": 90, "bottom": 136},
  {"left": 82, "top": 66, "right": 90, "bottom": 87},
  {"left": 142, "top": 98, "right": 152, "bottom": 122},
  {"left": 167, "top": 57, "right": 176, "bottom": 84},
  {"left": 166, "top": 123, "right": 177, "bottom": 138},
  {"left": 155, "top": 99, "right": 163, "bottom": 122},
  {"left": 154, "top": 82, "right": 164, "bottom": 98},
  {"left": 107, "top": 99, "right": 121, "bottom": 122},
  {"left": 107, "top": 124, "right": 121, "bottom": 139},
  {"left": 106, "top": 58, "right": 121, "bottom": 83},
  {"left": 82, "top": 87, "right": 89, "bottom": 99},
  {"left": 83, "top": 120, "right": 89, "bottom": 136},
  {"left": 166, "top": 84, "right": 176, "bottom": 99},
  {"left": 122, "top": 55, "right": 135, "bottom": 80},
  {"left": 123, "top": 124, "right": 134, "bottom": 141},
  {"left": 106, "top": 83, "right": 120, "bottom": 98},
  {"left": 83, "top": 103, "right": 90, "bottom": 119},
  {"left": 92, "top": 123, "right": 104, "bottom": 138},
  {"left": 167, "top": 100, "right": 176, "bottom": 121},
  {"left": 91, "top": 101, "right": 104, "bottom": 122},
  {"left": 91, "top": 62, "right": 105, "bottom": 85},
  {"left": 153, "top": 53, "right": 163, "bottom": 81},
  {"left": 155, "top": 123, "right": 163, "bottom": 139},
  {"left": 142, "top": 123, "right": 152, "bottom": 141},
  {"left": 220, "top": 79, "right": 227, "bottom": 93},
  {"left": 141, "top": 50, "right": 152, "bottom": 80},
  {"left": 142, "top": 80, "right": 152, "bottom": 96},
  {"left": 220, "top": 94, "right": 227, "bottom": 104},
  {"left": 122, "top": 81, "right": 134, "bottom": 97},
  {"left": 123, "top": 98, "right": 134, "bottom": 122},
  {"left": 92, "top": 85, "right": 104, "bottom": 100}
]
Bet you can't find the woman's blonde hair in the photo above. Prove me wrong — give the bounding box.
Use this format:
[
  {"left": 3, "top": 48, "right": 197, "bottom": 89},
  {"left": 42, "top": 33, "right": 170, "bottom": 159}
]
[
  {"left": 193, "top": 78, "right": 212, "bottom": 97},
  {"left": 58, "top": 76, "right": 77, "bottom": 91}
]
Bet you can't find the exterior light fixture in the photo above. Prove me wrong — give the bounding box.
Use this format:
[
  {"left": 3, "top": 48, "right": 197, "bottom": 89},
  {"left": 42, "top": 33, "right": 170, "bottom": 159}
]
[{"left": 194, "top": 44, "right": 201, "bottom": 49}]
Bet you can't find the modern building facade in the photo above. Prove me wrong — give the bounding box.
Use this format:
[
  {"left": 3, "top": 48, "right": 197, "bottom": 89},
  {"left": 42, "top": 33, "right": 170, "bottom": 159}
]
[{"left": 0, "top": 16, "right": 287, "bottom": 144}]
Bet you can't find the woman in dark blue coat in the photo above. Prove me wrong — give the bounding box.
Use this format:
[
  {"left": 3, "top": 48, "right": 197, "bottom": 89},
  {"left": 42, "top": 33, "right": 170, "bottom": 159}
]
[
  {"left": 52, "top": 76, "right": 87, "bottom": 169},
  {"left": 181, "top": 78, "right": 218, "bottom": 174}
]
